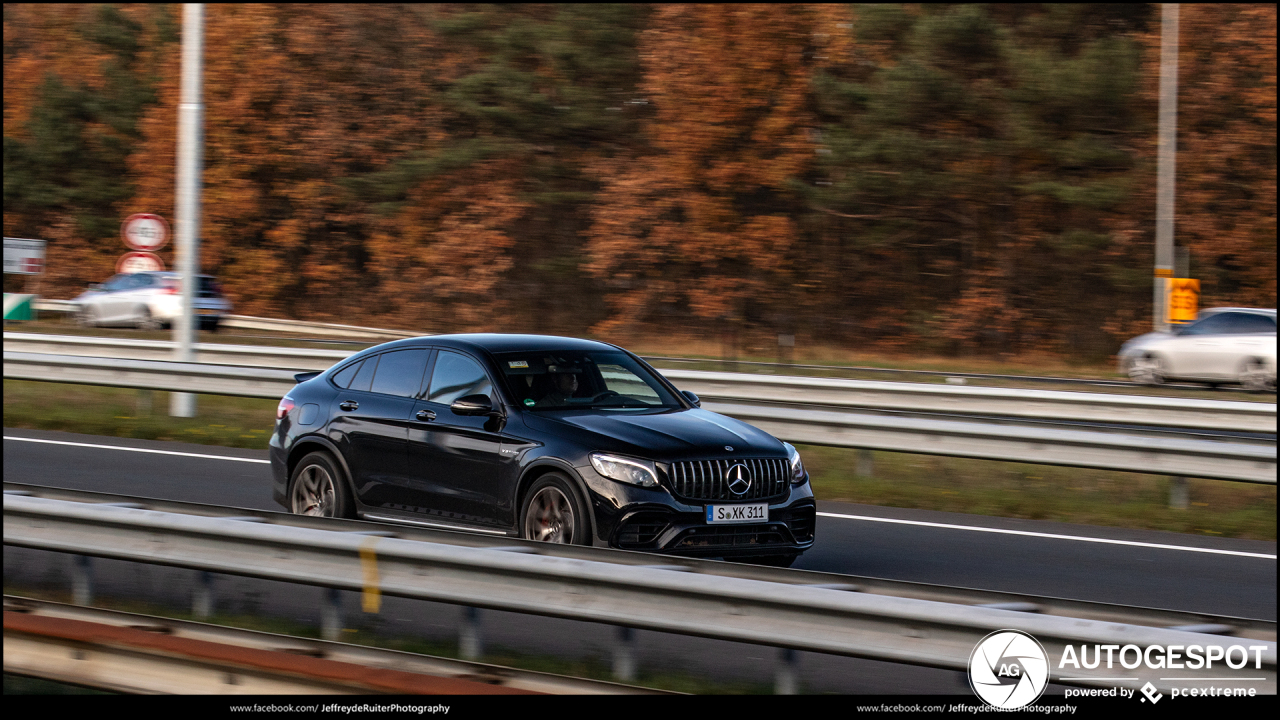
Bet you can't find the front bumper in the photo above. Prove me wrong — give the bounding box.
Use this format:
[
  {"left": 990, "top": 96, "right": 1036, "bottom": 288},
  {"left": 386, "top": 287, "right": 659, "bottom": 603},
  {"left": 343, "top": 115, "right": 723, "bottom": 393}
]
[{"left": 577, "top": 463, "right": 817, "bottom": 558}]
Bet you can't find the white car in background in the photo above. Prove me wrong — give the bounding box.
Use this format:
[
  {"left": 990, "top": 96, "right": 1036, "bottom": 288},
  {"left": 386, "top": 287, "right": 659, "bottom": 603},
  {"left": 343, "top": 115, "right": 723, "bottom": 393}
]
[
  {"left": 71, "top": 271, "right": 232, "bottom": 332},
  {"left": 1118, "top": 307, "right": 1276, "bottom": 392}
]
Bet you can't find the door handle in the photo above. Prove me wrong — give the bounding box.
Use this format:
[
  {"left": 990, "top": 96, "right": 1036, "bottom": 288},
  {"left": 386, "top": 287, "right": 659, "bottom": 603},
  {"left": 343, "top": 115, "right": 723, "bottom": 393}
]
[
  {"left": 416, "top": 409, "right": 436, "bottom": 422},
  {"left": 339, "top": 400, "right": 358, "bottom": 412}
]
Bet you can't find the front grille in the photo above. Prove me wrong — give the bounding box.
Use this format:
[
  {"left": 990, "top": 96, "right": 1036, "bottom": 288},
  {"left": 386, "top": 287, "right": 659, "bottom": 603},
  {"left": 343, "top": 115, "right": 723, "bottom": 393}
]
[
  {"left": 615, "top": 513, "right": 670, "bottom": 549},
  {"left": 673, "top": 523, "right": 789, "bottom": 549},
  {"left": 667, "top": 458, "right": 789, "bottom": 502}
]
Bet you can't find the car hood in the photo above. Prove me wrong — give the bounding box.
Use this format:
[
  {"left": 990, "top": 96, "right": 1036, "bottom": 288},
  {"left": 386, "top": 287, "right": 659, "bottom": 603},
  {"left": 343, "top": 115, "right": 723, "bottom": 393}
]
[
  {"left": 524, "top": 407, "right": 786, "bottom": 460},
  {"left": 1119, "top": 331, "right": 1175, "bottom": 354}
]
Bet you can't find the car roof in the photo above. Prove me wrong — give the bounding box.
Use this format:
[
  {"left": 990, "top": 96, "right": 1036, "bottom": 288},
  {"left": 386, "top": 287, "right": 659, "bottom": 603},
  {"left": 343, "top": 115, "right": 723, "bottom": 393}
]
[
  {"left": 363, "top": 333, "right": 620, "bottom": 355},
  {"left": 1199, "top": 307, "right": 1277, "bottom": 317}
]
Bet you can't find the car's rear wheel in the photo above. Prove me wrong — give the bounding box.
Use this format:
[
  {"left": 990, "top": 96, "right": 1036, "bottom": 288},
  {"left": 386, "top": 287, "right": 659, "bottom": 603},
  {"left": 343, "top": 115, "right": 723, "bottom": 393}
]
[
  {"left": 1128, "top": 355, "right": 1165, "bottom": 386},
  {"left": 289, "top": 451, "right": 354, "bottom": 518},
  {"left": 520, "top": 473, "right": 588, "bottom": 545},
  {"left": 137, "top": 307, "right": 162, "bottom": 331},
  {"left": 1240, "top": 359, "right": 1276, "bottom": 393}
]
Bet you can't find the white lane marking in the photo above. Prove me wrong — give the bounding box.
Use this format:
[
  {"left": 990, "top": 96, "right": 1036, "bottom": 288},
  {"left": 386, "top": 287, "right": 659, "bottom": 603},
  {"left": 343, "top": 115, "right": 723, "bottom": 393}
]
[
  {"left": 4, "top": 436, "right": 270, "bottom": 464},
  {"left": 817, "top": 512, "right": 1277, "bottom": 560}
]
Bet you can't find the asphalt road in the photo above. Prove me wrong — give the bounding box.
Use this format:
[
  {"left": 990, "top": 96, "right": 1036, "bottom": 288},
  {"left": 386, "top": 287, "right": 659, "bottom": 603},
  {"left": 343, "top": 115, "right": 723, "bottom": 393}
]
[{"left": 4, "top": 427, "right": 1276, "bottom": 693}]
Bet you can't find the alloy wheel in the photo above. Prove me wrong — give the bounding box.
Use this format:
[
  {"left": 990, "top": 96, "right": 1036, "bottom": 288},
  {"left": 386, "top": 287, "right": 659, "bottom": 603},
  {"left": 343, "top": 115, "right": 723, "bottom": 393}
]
[
  {"left": 1128, "top": 356, "right": 1164, "bottom": 386},
  {"left": 524, "top": 486, "right": 575, "bottom": 543},
  {"left": 291, "top": 464, "right": 336, "bottom": 517}
]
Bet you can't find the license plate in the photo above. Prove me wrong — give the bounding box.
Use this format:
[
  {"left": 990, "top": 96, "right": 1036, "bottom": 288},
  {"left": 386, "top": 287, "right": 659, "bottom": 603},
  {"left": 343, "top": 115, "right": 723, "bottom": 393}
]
[{"left": 706, "top": 503, "right": 768, "bottom": 524}]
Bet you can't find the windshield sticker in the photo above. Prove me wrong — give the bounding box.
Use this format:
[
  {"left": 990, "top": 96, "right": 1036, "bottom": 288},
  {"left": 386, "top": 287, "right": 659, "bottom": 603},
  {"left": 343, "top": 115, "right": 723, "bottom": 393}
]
[{"left": 508, "top": 360, "right": 529, "bottom": 368}]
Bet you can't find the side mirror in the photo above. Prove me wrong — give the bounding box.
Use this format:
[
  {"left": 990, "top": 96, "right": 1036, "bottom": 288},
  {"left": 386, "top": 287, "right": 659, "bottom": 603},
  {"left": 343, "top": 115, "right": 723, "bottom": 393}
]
[
  {"left": 682, "top": 390, "right": 701, "bottom": 408},
  {"left": 451, "top": 394, "right": 501, "bottom": 416}
]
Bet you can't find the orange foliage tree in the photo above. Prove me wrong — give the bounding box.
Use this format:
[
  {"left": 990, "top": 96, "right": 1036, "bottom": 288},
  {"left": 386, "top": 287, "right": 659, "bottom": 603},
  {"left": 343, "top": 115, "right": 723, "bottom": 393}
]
[{"left": 587, "top": 5, "right": 824, "bottom": 340}]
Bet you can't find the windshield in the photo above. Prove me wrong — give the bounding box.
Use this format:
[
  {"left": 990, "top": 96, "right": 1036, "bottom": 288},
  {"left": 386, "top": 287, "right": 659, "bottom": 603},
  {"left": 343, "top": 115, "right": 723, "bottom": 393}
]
[{"left": 494, "top": 350, "right": 682, "bottom": 410}]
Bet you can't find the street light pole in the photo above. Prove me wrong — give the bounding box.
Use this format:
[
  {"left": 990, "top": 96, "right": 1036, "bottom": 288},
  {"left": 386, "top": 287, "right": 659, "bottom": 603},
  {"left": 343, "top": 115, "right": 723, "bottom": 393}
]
[
  {"left": 171, "top": 3, "right": 204, "bottom": 417},
  {"left": 1153, "top": 3, "right": 1179, "bottom": 332}
]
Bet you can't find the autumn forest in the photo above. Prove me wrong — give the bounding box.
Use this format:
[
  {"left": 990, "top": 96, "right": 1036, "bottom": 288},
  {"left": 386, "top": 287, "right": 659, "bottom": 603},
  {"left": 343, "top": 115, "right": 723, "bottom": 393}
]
[{"left": 4, "top": 4, "right": 1276, "bottom": 359}]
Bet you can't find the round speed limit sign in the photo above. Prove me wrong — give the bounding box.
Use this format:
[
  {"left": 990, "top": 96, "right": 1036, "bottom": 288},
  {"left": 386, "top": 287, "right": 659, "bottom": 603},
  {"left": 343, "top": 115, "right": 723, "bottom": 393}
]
[{"left": 122, "top": 213, "right": 170, "bottom": 252}]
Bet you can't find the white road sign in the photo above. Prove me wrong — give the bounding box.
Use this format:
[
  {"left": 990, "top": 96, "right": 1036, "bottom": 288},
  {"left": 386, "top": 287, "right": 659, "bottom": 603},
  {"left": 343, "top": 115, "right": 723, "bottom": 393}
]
[
  {"left": 122, "top": 214, "right": 169, "bottom": 252},
  {"left": 117, "top": 251, "right": 165, "bottom": 274},
  {"left": 3, "top": 237, "right": 46, "bottom": 275}
]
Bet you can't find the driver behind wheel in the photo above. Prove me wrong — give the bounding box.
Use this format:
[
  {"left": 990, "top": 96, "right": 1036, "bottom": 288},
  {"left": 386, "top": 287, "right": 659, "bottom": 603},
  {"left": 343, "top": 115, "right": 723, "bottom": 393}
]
[{"left": 535, "top": 370, "right": 579, "bottom": 407}]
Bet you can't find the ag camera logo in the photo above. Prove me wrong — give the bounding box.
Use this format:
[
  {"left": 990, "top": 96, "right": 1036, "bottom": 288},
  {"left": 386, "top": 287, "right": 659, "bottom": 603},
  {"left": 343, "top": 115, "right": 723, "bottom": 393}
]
[{"left": 969, "top": 630, "right": 1050, "bottom": 709}]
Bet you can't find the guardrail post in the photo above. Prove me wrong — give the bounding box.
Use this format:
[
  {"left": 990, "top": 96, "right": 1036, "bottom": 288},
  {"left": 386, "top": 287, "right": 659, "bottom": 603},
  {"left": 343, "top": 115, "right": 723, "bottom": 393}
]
[
  {"left": 856, "top": 449, "right": 874, "bottom": 478},
  {"left": 775, "top": 647, "right": 799, "bottom": 694},
  {"left": 136, "top": 389, "right": 153, "bottom": 416},
  {"left": 459, "top": 606, "right": 483, "bottom": 660},
  {"left": 612, "top": 626, "right": 637, "bottom": 681},
  {"left": 71, "top": 555, "right": 93, "bottom": 606},
  {"left": 1169, "top": 476, "right": 1189, "bottom": 510},
  {"left": 321, "top": 587, "right": 342, "bottom": 641},
  {"left": 192, "top": 570, "right": 214, "bottom": 618}
]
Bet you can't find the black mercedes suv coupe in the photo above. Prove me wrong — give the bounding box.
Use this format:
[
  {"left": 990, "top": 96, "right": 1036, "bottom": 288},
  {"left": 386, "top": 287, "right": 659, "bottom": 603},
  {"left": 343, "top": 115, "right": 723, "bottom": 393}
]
[{"left": 269, "top": 334, "right": 815, "bottom": 566}]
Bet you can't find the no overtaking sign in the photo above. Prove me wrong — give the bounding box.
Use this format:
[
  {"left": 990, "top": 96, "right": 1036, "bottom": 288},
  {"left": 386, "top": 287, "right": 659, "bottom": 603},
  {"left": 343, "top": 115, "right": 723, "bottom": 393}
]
[{"left": 122, "top": 214, "right": 169, "bottom": 252}]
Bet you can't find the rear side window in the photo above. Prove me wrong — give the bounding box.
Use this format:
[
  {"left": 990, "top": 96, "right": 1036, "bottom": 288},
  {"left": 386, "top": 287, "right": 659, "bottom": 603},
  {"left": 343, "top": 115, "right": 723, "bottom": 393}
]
[
  {"left": 370, "top": 349, "right": 429, "bottom": 398},
  {"left": 330, "top": 360, "right": 362, "bottom": 389},
  {"left": 1224, "top": 313, "right": 1277, "bottom": 333},
  {"left": 349, "top": 355, "right": 379, "bottom": 392},
  {"left": 428, "top": 351, "right": 493, "bottom": 405}
]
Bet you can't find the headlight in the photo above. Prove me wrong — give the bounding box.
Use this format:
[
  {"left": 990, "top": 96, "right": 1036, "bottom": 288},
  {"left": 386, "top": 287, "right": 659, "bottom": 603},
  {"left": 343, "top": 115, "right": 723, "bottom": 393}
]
[
  {"left": 783, "top": 442, "right": 806, "bottom": 485},
  {"left": 590, "top": 453, "right": 659, "bottom": 488}
]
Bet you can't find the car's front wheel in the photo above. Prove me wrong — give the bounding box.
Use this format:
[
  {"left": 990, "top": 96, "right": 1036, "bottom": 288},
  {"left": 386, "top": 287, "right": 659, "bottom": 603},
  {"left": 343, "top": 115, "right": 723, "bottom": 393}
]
[
  {"left": 1128, "top": 355, "right": 1166, "bottom": 386},
  {"left": 289, "top": 451, "right": 354, "bottom": 518},
  {"left": 520, "top": 473, "right": 589, "bottom": 545},
  {"left": 137, "top": 307, "right": 162, "bottom": 331}
]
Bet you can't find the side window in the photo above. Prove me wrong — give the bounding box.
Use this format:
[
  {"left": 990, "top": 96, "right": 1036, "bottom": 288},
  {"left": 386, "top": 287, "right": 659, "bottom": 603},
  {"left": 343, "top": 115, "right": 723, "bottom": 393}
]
[
  {"left": 330, "top": 360, "right": 363, "bottom": 389},
  {"left": 349, "top": 355, "right": 379, "bottom": 392},
  {"left": 1182, "top": 314, "right": 1231, "bottom": 336},
  {"left": 370, "top": 349, "right": 429, "bottom": 398},
  {"left": 428, "top": 351, "right": 493, "bottom": 405},
  {"left": 1224, "top": 313, "right": 1276, "bottom": 334},
  {"left": 100, "top": 275, "right": 131, "bottom": 292}
]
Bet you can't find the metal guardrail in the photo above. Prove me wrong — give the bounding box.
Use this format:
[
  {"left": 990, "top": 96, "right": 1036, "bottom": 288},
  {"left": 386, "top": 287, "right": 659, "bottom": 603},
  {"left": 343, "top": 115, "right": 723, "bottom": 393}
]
[
  {"left": 5, "top": 332, "right": 353, "bottom": 370},
  {"left": 4, "top": 351, "right": 299, "bottom": 398},
  {"left": 668, "top": 369, "right": 1277, "bottom": 434},
  {"left": 28, "top": 299, "right": 419, "bottom": 341},
  {"left": 6, "top": 332, "right": 1274, "bottom": 432},
  {"left": 4, "top": 350, "right": 1276, "bottom": 482},
  {"left": 5, "top": 492, "right": 1274, "bottom": 694},
  {"left": 705, "top": 402, "right": 1275, "bottom": 484},
  {"left": 3, "top": 596, "right": 662, "bottom": 694},
  {"left": 8, "top": 482, "right": 1274, "bottom": 639}
]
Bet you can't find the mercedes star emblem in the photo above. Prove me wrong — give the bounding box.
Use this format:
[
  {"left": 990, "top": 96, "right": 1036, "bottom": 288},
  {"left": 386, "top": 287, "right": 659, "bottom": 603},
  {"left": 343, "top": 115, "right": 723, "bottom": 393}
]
[{"left": 725, "top": 463, "right": 752, "bottom": 496}]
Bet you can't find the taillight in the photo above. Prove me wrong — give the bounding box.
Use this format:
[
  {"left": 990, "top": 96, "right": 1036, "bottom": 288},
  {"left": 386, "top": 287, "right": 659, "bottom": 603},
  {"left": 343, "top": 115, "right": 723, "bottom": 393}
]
[
  {"left": 276, "top": 396, "right": 296, "bottom": 420},
  {"left": 162, "top": 280, "right": 179, "bottom": 295}
]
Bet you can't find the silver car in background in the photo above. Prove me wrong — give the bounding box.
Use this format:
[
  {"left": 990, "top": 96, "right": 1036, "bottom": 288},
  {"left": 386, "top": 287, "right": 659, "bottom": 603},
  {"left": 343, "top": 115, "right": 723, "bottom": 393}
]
[
  {"left": 1118, "top": 307, "right": 1276, "bottom": 392},
  {"left": 72, "top": 271, "right": 232, "bottom": 332}
]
